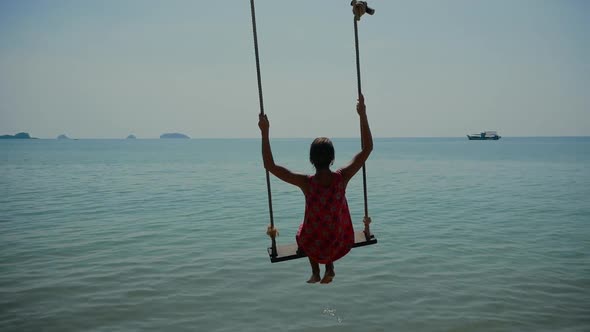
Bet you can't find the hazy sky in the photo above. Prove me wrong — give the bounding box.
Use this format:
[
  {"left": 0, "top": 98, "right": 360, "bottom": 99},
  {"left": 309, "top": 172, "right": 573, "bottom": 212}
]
[{"left": 1, "top": 0, "right": 588, "bottom": 138}]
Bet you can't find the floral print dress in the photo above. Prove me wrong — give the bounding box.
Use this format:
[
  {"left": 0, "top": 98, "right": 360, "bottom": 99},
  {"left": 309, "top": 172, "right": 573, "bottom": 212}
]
[{"left": 296, "top": 171, "right": 355, "bottom": 264}]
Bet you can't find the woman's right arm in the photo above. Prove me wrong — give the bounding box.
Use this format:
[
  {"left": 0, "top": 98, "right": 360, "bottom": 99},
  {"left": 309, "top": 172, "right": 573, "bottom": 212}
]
[{"left": 340, "top": 93, "right": 373, "bottom": 185}]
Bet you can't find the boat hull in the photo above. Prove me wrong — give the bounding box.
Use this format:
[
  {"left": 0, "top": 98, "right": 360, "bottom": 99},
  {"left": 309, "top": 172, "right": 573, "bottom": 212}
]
[{"left": 467, "top": 135, "right": 500, "bottom": 140}]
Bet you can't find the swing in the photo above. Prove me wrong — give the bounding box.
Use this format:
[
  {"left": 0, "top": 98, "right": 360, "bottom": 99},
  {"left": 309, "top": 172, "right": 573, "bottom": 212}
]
[{"left": 250, "top": 0, "right": 377, "bottom": 263}]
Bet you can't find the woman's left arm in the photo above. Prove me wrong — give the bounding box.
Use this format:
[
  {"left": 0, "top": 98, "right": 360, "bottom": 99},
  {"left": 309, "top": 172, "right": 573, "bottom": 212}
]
[{"left": 259, "top": 114, "right": 308, "bottom": 192}]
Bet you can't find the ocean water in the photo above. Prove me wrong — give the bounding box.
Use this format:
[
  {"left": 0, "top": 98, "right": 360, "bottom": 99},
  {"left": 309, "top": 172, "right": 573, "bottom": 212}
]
[{"left": 1, "top": 137, "right": 589, "bottom": 332}]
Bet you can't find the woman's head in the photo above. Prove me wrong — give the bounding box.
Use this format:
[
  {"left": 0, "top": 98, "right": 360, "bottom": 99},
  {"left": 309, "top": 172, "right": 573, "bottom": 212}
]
[{"left": 309, "top": 137, "right": 335, "bottom": 170}]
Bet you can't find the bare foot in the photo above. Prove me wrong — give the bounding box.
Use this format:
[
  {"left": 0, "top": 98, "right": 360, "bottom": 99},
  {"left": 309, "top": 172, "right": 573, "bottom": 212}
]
[
  {"left": 320, "top": 270, "right": 335, "bottom": 284},
  {"left": 307, "top": 274, "right": 321, "bottom": 284}
]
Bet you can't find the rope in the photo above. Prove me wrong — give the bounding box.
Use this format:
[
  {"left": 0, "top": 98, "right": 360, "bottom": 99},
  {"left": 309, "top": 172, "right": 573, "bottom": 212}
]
[
  {"left": 351, "top": 1, "right": 369, "bottom": 218},
  {"left": 250, "top": 0, "right": 277, "bottom": 258},
  {"left": 266, "top": 225, "right": 279, "bottom": 238},
  {"left": 351, "top": 0, "right": 374, "bottom": 240},
  {"left": 353, "top": 18, "right": 368, "bottom": 220}
]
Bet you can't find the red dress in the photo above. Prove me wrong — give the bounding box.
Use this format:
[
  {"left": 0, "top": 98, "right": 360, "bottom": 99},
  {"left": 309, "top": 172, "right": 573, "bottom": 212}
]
[{"left": 296, "top": 171, "right": 355, "bottom": 264}]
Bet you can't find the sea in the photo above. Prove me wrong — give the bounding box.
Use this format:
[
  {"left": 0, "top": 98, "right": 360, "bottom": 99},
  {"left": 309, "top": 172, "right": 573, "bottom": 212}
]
[{"left": 1, "top": 137, "right": 589, "bottom": 332}]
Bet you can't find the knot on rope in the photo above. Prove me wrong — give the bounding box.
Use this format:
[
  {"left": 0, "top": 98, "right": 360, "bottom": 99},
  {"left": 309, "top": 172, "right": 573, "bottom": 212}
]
[
  {"left": 266, "top": 225, "right": 279, "bottom": 238},
  {"left": 351, "top": 1, "right": 375, "bottom": 21},
  {"left": 363, "top": 216, "right": 372, "bottom": 239}
]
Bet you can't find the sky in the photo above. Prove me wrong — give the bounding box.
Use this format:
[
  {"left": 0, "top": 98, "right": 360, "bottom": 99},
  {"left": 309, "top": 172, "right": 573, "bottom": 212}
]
[{"left": 0, "top": 0, "right": 588, "bottom": 138}]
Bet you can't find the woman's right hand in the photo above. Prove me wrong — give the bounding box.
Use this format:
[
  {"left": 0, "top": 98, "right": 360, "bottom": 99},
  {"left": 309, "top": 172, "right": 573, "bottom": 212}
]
[{"left": 356, "top": 93, "right": 366, "bottom": 116}]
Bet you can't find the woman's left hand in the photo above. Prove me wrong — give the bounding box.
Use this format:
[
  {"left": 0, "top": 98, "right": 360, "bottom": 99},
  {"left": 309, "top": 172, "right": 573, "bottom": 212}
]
[{"left": 258, "top": 113, "right": 270, "bottom": 134}]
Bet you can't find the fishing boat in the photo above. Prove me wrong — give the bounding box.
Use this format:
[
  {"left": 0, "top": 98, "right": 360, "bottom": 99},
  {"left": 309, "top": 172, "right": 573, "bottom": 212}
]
[{"left": 467, "top": 131, "right": 501, "bottom": 140}]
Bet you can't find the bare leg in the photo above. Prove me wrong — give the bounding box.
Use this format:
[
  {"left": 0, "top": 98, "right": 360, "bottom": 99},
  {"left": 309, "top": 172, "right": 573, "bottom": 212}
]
[
  {"left": 307, "top": 258, "right": 321, "bottom": 283},
  {"left": 320, "top": 262, "right": 335, "bottom": 284}
]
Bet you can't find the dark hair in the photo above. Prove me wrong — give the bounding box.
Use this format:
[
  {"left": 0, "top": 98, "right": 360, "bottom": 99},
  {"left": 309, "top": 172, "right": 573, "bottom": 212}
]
[{"left": 309, "top": 137, "right": 335, "bottom": 169}]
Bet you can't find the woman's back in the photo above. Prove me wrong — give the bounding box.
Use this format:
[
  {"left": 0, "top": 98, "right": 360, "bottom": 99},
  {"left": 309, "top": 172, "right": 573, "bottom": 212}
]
[{"left": 297, "top": 171, "right": 354, "bottom": 264}]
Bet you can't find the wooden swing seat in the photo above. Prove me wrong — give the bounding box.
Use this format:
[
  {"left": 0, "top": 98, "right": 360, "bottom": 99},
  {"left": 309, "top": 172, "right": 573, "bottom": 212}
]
[{"left": 267, "top": 230, "right": 377, "bottom": 263}]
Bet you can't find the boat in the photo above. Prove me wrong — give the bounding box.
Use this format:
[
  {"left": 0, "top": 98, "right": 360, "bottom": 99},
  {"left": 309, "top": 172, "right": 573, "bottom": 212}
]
[{"left": 467, "top": 131, "right": 501, "bottom": 140}]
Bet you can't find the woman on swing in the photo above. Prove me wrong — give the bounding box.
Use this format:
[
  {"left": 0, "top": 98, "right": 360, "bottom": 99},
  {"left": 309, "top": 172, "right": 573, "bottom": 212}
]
[{"left": 258, "top": 93, "right": 373, "bottom": 284}]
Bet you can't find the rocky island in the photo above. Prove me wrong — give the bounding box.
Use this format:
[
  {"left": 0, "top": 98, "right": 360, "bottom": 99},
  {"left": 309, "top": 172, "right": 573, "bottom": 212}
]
[
  {"left": 160, "top": 133, "right": 190, "bottom": 139},
  {"left": 0, "top": 132, "right": 36, "bottom": 139},
  {"left": 127, "top": 134, "right": 137, "bottom": 139},
  {"left": 57, "top": 134, "right": 70, "bottom": 139}
]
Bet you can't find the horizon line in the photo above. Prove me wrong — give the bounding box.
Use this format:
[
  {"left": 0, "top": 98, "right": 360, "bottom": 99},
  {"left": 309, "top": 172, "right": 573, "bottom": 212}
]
[{"left": 3, "top": 135, "right": 590, "bottom": 140}]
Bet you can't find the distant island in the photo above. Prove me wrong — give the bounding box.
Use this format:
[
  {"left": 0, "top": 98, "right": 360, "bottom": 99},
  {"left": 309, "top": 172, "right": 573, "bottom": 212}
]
[
  {"left": 57, "top": 134, "right": 70, "bottom": 139},
  {"left": 127, "top": 134, "right": 137, "bottom": 139},
  {"left": 0, "top": 132, "right": 36, "bottom": 139},
  {"left": 160, "top": 133, "right": 190, "bottom": 139}
]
